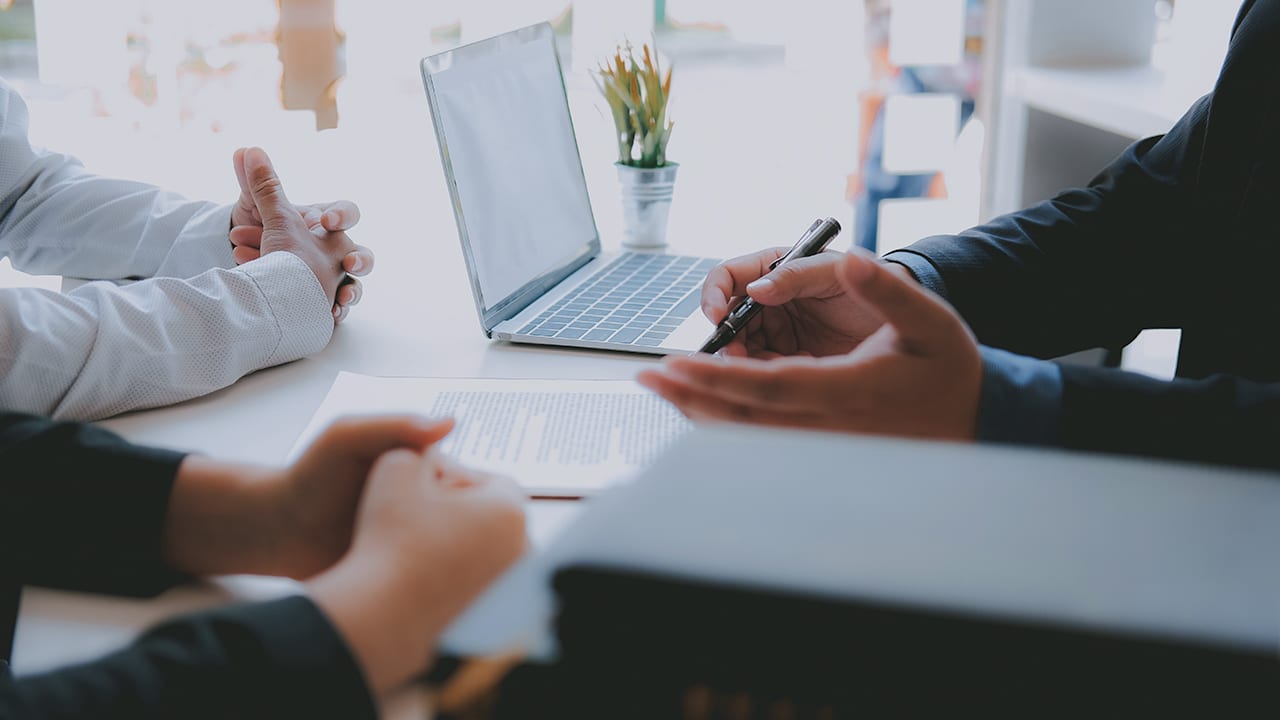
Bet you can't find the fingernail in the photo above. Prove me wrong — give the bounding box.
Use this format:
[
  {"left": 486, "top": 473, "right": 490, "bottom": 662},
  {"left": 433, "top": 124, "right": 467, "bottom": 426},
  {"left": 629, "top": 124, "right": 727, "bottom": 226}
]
[
  {"left": 324, "top": 211, "right": 339, "bottom": 227},
  {"left": 332, "top": 305, "right": 341, "bottom": 319},
  {"left": 349, "top": 256, "right": 363, "bottom": 273},
  {"left": 747, "top": 277, "right": 774, "bottom": 293}
]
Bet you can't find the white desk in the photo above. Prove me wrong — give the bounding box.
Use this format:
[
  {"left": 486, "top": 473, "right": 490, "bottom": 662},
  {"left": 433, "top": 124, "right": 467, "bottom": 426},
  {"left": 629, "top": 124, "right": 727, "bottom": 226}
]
[
  {"left": 9, "top": 55, "right": 856, "bottom": 712},
  {"left": 8, "top": 165, "right": 774, "bottom": 718}
]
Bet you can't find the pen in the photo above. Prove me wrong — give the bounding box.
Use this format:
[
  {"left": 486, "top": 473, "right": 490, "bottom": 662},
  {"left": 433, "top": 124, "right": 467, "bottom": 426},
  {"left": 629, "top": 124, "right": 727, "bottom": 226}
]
[{"left": 697, "top": 216, "right": 842, "bottom": 354}]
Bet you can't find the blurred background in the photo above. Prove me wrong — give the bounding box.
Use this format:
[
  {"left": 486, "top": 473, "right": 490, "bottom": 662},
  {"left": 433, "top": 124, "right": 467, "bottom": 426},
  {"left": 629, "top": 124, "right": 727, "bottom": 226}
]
[{"left": 0, "top": 0, "right": 1241, "bottom": 375}]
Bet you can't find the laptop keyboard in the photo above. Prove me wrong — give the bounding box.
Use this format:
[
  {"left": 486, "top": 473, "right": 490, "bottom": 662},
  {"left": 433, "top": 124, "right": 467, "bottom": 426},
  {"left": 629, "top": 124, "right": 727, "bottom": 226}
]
[{"left": 517, "top": 253, "right": 720, "bottom": 347}]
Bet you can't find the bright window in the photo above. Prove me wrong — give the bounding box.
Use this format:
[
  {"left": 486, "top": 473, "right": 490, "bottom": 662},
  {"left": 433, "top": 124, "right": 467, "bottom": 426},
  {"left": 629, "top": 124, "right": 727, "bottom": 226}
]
[{"left": 0, "top": 1, "right": 987, "bottom": 268}]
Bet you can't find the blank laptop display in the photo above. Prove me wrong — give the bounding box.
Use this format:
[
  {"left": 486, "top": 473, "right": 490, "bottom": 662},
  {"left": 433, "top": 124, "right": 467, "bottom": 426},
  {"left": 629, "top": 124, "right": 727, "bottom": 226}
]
[{"left": 421, "top": 22, "right": 716, "bottom": 354}]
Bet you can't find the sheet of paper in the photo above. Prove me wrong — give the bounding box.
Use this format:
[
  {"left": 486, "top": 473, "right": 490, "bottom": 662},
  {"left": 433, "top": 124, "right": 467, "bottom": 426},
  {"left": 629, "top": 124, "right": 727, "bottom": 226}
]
[{"left": 292, "top": 372, "right": 691, "bottom": 496}]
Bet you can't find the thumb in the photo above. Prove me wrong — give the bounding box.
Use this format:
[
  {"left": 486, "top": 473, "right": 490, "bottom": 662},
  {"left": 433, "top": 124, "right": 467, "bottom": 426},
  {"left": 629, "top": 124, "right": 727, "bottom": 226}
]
[
  {"left": 364, "top": 447, "right": 430, "bottom": 503},
  {"left": 314, "top": 415, "right": 456, "bottom": 464},
  {"left": 243, "top": 147, "right": 295, "bottom": 232},
  {"left": 745, "top": 253, "right": 846, "bottom": 305},
  {"left": 229, "top": 148, "right": 262, "bottom": 228},
  {"left": 836, "top": 250, "right": 963, "bottom": 353}
]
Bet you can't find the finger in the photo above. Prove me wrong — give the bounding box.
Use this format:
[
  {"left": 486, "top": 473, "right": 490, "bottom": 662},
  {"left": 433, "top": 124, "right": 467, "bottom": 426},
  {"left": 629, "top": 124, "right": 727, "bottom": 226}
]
[
  {"left": 368, "top": 448, "right": 425, "bottom": 490},
  {"left": 637, "top": 369, "right": 824, "bottom": 428},
  {"left": 229, "top": 225, "right": 264, "bottom": 248},
  {"left": 661, "top": 354, "right": 830, "bottom": 411},
  {"left": 320, "top": 228, "right": 359, "bottom": 259},
  {"left": 232, "top": 246, "right": 261, "bottom": 265},
  {"left": 700, "top": 247, "right": 789, "bottom": 323},
  {"left": 420, "top": 447, "right": 459, "bottom": 494},
  {"left": 744, "top": 251, "right": 848, "bottom": 305},
  {"left": 317, "top": 415, "right": 456, "bottom": 462},
  {"left": 482, "top": 472, "right": 526, "bottom": 504},
  {"left": 837, "top": 251, "right": 963, "bottom": 353},
  {"left": 302, "top": 206, "right": 324, "bottom": 230},
  {"left": 758, "top": 306, "right": 800, "bottom": 356},
  {"left": 735, "top": 345, "right": 790, "bottom": 361},
  {"left": 333, "top": 303, "right": 349, "bottom": 323},
  {"left": 469, "top": 471, "right": 528, "bottom": 514},
  {"left": 337, "top": 279, "right": 362, "bottom": 307},
  {"left": 233, "top": 147, "right": 250, "bottom": 197},
  {"left": 719, "top": 329, "right": 786, "bottom": 360},
  {"left": 243, "top": 147, "right": 298, "bottom": 232},
  {"left": 435, "top": 462, "right": 483, "bottom": 489},
  {"left": 318, "top": 200, "right": 362, "bottom": 231},
  {"left": 431, "top": 457, "right": 503, "bottom": 494},
  {"left": 232, "top": 147, "right": 260, "bottom": 225},
  {"left": 342, "top": 248, "right": 374, "bottom": 276},
  {"left": 437, "top": 458, "right": 527, "bottom": 509}
]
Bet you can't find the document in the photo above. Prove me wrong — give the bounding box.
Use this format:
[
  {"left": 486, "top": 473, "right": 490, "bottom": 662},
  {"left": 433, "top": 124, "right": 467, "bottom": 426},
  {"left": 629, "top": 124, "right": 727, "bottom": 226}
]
[{"left": 292, "top": 372, "right": 691, "bottom": 496}]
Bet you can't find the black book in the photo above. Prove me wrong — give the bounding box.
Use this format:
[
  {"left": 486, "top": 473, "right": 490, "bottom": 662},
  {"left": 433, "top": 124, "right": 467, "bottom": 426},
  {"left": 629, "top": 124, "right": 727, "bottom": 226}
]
[
  {"left": 438, "top": 426, "right": 1280, "bottom": 718},
  {"left": 481, "top": 564, "right": 1277, "bottom": 718}
]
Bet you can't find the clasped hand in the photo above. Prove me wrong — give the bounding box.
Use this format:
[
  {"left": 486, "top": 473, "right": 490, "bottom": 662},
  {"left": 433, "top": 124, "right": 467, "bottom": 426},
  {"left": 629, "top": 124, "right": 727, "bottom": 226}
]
[
  {"left": 163, "top": 416, "right": 527, "bottom": 694},
  {"left": 228, "top": 147, "right": 374, "bottom": 323},
  {"left": 639, "top": 249, "right": 984, "bottom": 441}
]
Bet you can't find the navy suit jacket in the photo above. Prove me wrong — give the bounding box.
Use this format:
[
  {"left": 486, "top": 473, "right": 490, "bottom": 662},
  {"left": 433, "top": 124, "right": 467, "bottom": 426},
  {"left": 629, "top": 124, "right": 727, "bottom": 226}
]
[
  {"left": 887, "top": 0, "right": 1280, "bottom": 470},
  {"left": 0, "top": 413, "right": 374, "bottom": 719}
]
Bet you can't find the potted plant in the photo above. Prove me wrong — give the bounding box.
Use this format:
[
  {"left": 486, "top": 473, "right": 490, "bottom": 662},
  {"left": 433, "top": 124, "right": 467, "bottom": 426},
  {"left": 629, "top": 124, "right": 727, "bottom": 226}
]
[{"left": 595, "top": 43, "right": 677, "bottom": 248}]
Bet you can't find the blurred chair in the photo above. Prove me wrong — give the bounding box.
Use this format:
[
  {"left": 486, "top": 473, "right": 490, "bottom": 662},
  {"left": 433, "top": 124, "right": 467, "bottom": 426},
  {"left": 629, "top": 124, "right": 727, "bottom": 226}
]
[{"left": 277, "top": 0, "right": 344, "bottom": 130}]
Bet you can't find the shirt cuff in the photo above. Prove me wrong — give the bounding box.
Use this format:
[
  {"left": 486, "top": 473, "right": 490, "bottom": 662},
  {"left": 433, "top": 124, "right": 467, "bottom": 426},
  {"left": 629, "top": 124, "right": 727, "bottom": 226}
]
[
  {"left": 977, "top": 346, "right": 1063, "bottom": 446},
  {"left": 882, "top": 250, "right": 949, "bottom": 298},
  {"left": 157, "top": 203, "right": 236, "bottom": 278},
  {"left": 237, "top": 252, "right": 334, "bottom": 366}
]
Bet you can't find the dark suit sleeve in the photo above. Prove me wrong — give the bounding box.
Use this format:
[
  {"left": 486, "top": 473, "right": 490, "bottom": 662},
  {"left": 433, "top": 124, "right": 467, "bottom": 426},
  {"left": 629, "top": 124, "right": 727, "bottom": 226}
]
[
  {"left": 1, "top": 595, "right": 376, "bottom": 720},
  {"left": 0, "top": 412, "right": 188, "bottom": 596},
  {"left": 0, "top": 413, "right": 378, "bottom": 718},
  {"left": 884, "top": 96, "right": 1208, "bottom": 360},
  {"left": 888, "top": 100, "right": 1280, "bottom": 470},
  {"left": 1057, "top": 365, "right": 1280, "bottom": 471}
]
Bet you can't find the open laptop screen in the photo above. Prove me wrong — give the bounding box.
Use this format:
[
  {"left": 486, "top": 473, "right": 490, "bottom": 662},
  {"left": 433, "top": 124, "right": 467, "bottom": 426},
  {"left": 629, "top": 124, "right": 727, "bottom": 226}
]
[{"left": 423, "top": 24, "right": 599, "bottom": 327}]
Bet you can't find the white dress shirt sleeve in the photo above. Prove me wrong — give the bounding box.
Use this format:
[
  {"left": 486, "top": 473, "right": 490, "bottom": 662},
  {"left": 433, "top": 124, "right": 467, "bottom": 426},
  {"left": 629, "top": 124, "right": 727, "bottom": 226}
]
[
  {"left": 0, "top": 79, "right": 237, "bottom": 281},
  {"left": 0, "top": 252, "right": 333, "bottom": 421},
  {"left": 0, "top": 79, "right": 336, "bottom": 421}
]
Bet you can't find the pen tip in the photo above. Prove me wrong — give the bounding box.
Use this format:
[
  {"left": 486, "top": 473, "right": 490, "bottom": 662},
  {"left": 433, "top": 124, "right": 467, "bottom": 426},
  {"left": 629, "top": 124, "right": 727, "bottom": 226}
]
[{"left": 697, "top": 325, "right": 735, "bottom": 354}]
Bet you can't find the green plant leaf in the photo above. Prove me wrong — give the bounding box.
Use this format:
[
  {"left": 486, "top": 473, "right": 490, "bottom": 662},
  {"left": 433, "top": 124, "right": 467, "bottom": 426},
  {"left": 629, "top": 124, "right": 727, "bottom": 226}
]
[{"left": 594, "top": 42, "right": 674, "bottom": 168}]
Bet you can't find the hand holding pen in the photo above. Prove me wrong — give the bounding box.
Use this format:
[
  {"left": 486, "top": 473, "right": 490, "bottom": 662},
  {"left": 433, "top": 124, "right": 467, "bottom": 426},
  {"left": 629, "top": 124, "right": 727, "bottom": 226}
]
[
  {"left": 688, "top": 224, "right": 909, "bottom": 360},
  {"left": 698, "top": 217, "right": 843, "bottom": 354},
  {"left": 639, "top": 247, "right": 982, "bottom": 441}
]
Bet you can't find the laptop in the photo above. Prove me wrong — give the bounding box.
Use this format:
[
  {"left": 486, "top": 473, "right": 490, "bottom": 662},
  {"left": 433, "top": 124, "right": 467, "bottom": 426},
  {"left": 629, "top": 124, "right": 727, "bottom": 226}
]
[{"left": 420, "top": 22, "right": 718, "bottom": 355}]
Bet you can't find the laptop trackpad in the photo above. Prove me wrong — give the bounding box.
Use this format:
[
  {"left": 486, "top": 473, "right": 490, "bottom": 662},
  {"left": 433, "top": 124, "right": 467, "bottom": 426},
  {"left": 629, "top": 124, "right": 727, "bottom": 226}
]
[{"left": 662, "top": 313, "right": 716, "bottom": 353}]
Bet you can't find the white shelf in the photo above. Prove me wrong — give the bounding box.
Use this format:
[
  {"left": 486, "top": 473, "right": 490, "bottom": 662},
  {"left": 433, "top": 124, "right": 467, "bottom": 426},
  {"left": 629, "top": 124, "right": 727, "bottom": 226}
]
[{"left": 1011, "top": 64, "right": 1207, "bottom": 140}]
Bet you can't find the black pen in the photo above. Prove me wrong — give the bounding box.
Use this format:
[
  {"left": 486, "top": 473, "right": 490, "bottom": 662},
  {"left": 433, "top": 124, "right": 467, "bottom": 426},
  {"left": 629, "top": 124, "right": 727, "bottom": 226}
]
[{"left": 698, "top": 216, "right": 842, "bottom": 354}]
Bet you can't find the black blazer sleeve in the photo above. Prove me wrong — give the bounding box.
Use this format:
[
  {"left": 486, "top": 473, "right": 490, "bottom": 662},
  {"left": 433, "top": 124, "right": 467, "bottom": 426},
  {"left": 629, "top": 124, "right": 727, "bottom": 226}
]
[
  {"left": 1, "top": 595, "right": 376, "bottom": 720},
  {"left": 1057, "top": 365, "right": 1280, "bottom": 470},
  {"left": 0, "top": 413, "right": 377, "bottom": 718},
  {"left": 0, "top": 412, "right": 189, "bottom": 596},
  {"left": 886, "top": 0, "right": 1277, "bottom": 363},
  {"left": 885, "top": 95, "right": 1208, "bottom": 360},
  {"left": 885, "top": 1, "right": 1280, "bottom": 471}
]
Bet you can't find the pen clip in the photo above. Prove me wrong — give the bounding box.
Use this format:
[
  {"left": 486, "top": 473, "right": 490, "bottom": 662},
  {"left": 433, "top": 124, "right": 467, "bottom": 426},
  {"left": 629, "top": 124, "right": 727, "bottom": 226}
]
[{"left": 770, "top": 219, "right": 824, "bottom": 270}]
